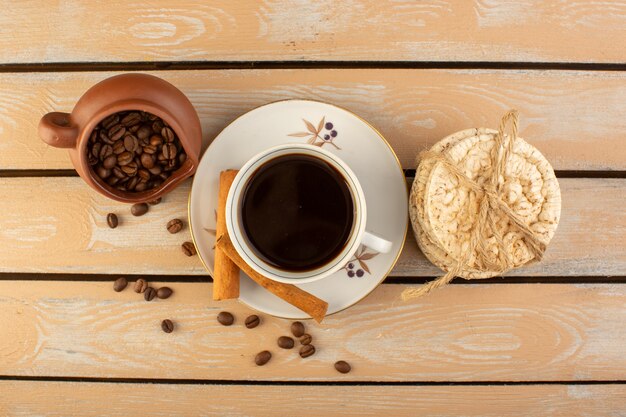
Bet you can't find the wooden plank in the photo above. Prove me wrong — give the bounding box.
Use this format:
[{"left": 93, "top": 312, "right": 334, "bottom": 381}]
[
  {"left": 2, "top": 381, "right": 625, "bottom": 417},
  {"left": 0, "top": 177, "right": 623, "bottom": 277},
  {"left": 0, "top": 281, "right": 624, "bottom": 381},
  {"left": 1, "top": 1, "right": 625, "bottom": 64},
  {"left": 4, "top": 69, "right": 626, "bottom": 170}
]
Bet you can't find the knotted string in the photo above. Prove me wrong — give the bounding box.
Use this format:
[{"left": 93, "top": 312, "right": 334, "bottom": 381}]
[{"left": 402, "top": 111, "right": 546, "bottom": 300}]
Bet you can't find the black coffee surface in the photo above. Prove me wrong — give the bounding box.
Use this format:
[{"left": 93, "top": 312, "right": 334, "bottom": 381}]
[{"left": 241, "top": 154, "right": 354, "bottom": 271}]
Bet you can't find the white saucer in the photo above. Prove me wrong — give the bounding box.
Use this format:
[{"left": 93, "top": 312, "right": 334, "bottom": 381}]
[{"left": 189, "top": 100, "right": 407, "bottom": 319}]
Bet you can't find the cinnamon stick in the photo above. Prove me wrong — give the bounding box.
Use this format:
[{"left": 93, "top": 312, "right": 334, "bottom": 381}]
[
  {"left": 213, "top": 170, "right": 240, "bottom": 300},
  {"left": 216, "top": 233, "right": 329, "bottom": 323}
]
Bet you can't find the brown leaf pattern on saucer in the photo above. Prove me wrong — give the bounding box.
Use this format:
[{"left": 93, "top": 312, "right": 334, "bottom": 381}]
[
  {"left": 343, "top": 245, "right": 378, "bottom": 278},
  {"left": 288, "top": 117, "right": 340, "bottom": 149}
]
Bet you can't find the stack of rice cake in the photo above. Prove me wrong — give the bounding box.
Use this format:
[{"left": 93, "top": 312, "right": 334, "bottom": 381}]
[{"left": 409, "top": 127, "right": 561, "bottom": 278}]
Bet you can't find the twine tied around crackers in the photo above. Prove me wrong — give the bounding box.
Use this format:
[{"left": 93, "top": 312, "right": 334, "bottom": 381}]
[{"left": 402, "top": 110, "right": 548, "bottom": 301}]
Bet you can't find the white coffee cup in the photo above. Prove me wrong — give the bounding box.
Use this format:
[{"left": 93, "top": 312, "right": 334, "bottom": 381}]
[{"left": 226, "top": 143, "right": 392, "bottom": 284}]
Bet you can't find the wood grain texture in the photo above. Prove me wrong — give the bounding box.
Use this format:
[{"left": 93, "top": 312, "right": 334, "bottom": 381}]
[
  {"left": 0, "top": 177, "right": 623, "bottom": 277},
  {"left": 2, "top": 382, "right": 625, "bottom": 417},
  {"left": 0, "top": 1, "right": 625, "bottom": 64},
  {"left": 5, "top": 69, "right": 626, "bottom": 170},
  {"left": 0, "top": 281, "right": 625, "bottom": 381}
]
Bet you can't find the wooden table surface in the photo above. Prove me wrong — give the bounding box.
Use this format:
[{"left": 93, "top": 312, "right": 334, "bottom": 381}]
[{"left": 1, "top": 1, "right": 625, "bottom": 416}]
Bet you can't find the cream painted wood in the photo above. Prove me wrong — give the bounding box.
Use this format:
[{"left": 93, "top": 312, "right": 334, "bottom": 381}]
[
  {"left": 2, "top": 381, "right": 625, "bottom": 417},
  {"left": 0, "top": 281, "right": 624, "bottom": 381},
  {"left": 3, "top": 69, "right": 624, "bottom": 170},
  {"left": 0, "top": 177, "right": 622, "bottom": 276},
  {"left": 0, "top": 1, "right": 625, "bottom": 64}
]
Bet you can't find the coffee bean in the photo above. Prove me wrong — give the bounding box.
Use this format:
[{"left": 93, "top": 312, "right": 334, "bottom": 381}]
[
  {"left": 161, "top": 319, "right": 174, "bottom": 333},
  {"left": 96, "top": 165, "right": 111, "bottom": 179},
  {"left": 299, "top": 344, "right": 315, "bottom": 358},
  {"left": 117, "top": 151, "right": 133, "bottom": 166},
  {"left": 245, "top": 315, "right": 260, "bottom": 329},
  {"left": 134, "top": 278, "right": 148, "bottom": 293},
  {"left": 88, "top": 153, "right": 98, "bottom": 166},
  {"left": 103, "top": 154, "right": 118, "bottom": 169},
  {"left": 334, "top": 361, "right": 351, "bottom": 374},
  {"left": 277, "top": 336, "right": 295, "bottom": 349},
  {"left": 152, "top": 120, "right": 164, "bottom": 132},
  {"left": 131, "top": 203, "right": 148, "bottom": 216},
  {"left": 178, "top": 153, "right": 187, "bottom": 165},
  {"left": 124, "top": 134, "right": 139, "bottom": 152},
  {"left": 99, "top": 144, "right": 113, "bottom": 161},
  {"left": 135, "top": 181, "right": 148, "bottom": 192},
  {"left": 102, "top": 114, "right": 119, "bottom": 130},
  {"left": 300, "top": 334, "right": 312, "bottom": 345},
  {"left": 255, "top": 351, "right": 271, "bottom": 366},
  {"left": 90, "top": 129, "right": 98, "bottom": 143},
  {"left": 107, "top": 176, "right": 120, "bottom": 186},
  {"left": 291, "top": 321, "right": 305, "bottom": 337},
  {"left": 108, "top": 124, "right": 126, "bottom": 142},
  {"left": 148, "top": 197, "right": 162, "bottom": 205},
  {"left": 162, "top": 143, "right": 177, "bottom": 160},
  {"left": 99, "top": 129, "right": 114, "bottom": 144},
  {"left": 126, "top": 176, "right": 139, "bottom": 191},
  {"left": 113, "top": 277, "right": 127, "bottom": 292},
  {"left": 112, "top": 166, "right": 126, "bottom": 179},
  {"left": 167, "top": 218, "right": 183, "bottom": 234},
  {"left": 157, "top": 287, "right": 173, "bottom": 299},
  {"left": 106, "top": 213, "right": 118, "bottom": 229},
  {"left": 136, "top": 168, "right": 150, "bottom": 182},
  {"left": 217, "top": 311, "right": 234, "bottom": 326},
  {"left": 112, "top": 139, "right": 126, "bottom": 155},
  {"left": 144, "top": 287, "right": 157, "bottom": 301},
  {"left": 181, "top": 241, "right": 196, "bottom": 256},
  {"left": 149, "top": 135, "right": 163, "bottom": 147},
  {"left": 143, "top": 144, "right": 157, "bottom": 155},
  {"left": 121, "top": 112, "right": 141, "bottom": 127},
  {"left": 121, "top": 161, "right": 138, "bottom": 176},
  {"left": 91, "top": 142, "right": 101, "bottom": 158},
  {"left": 137, "top": 125, "right": 152, "bottom": 140},
  {"left": 161, "top": 127, "right": 175, "bottom": 142},
  {"left": 140, "top": 153, "right": 155, "bottom": 169}
]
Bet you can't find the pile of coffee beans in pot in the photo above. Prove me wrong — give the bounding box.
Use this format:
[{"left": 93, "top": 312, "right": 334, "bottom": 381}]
[{"left": 87, "top": 110, "right": 187, "bottom": 193}]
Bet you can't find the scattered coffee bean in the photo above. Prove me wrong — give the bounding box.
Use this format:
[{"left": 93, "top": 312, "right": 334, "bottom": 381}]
[
  {"left": 299, "top": 344, "right": 315, "bottom": 358},
  {"left": 106, "top": 213, "right": 118, "bottom": 229},
  {"left": 87, "top": 111, "right": 187, "bottom": 194},
  {"left": 291, "top": 321, "right": 305, "bottom": 337},
  {"left": 300, "top": 334, "right": 312, "bottom": 345},
  {"left": 113, "top": 277, "right": 127, "bottom": 292},
  {"left": 245, "top": 315, "right": 260, "bottom": 329},
  {"left": 131, "top": 203, "right": 149, "bottom": 216},
  {"left": 144, "top": 287, "right": 157, "bottom": 301},
  {"left": 161, "top": 319, "right": 174, "bottom": 333},
  {"left": 134, "top": 278, "right": 148, "bottom": 293},
  {"left": 217, "top": 311, "right": 234, "bottom": 326},
  {"left": 255, "top": 351, "right": 272, "bottom": 366},
  {"left": 148, "top": 197, "right": 162, "bottom": 205},
  {"left": 334, "top": 360, "right": 351, "bottom": 374},
  {"left": 157, "top": 287, "right": 173, "bottom": 299},
  {"left": 167, "top": 218, "right": 183, "bottom": 234},
  {"left": 181, "top": 241, "right": 197, "bottom": 256},
  {"left": 277, "top": 336, "right": 295, "bottom": 349}
]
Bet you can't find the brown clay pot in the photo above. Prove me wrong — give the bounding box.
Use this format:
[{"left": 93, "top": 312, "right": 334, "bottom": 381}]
[{"left": 38, "top": 73, "right": 202, "bottom": 203}]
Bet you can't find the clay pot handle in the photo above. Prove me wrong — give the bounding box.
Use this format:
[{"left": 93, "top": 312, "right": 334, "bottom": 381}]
[{"left": 39, "top": 112, "right": 79, "bottom": 148}]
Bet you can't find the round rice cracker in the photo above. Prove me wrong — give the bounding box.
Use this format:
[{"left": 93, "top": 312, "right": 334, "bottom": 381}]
[
  {"left": 410, "top": 128, "right": 500, "bottom": 278},
  {"left": 423, "top": 129, "right": 561, "bottom": 276}
]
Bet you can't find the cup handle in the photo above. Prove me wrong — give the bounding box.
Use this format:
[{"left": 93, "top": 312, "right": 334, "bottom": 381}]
[
  {"left": 361, "top": 231, "right": 393, "bottom": 254},
  {"left": 39, "top": 112, "right": 79, "bottom": 149}
]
